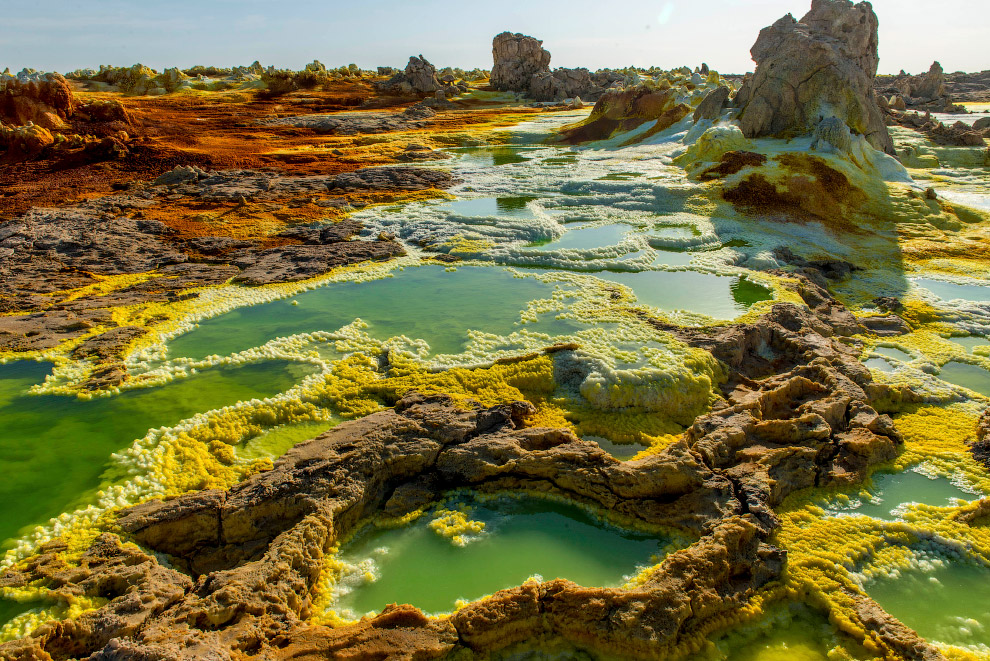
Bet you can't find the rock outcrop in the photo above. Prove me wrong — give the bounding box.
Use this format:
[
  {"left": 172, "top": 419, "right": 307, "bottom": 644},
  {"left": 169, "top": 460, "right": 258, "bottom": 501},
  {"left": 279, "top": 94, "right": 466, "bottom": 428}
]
[
  {"left": 876, "top": 62, "right": 964, "bottom": 112},
  {"left": 0, "top": 72, "right": 75, "bottom": 130},
  {"left": 0, "top": 277, "right": 939, "bottom": 660},
  {"left": 557, "top": 86, "right": 691, "bottom": 144},
  {"left": 490, "top": 32, "right": 551, "bottom": 93},
  {"left": 379, "top": 55, "right": 442, "bottom": 94},
  {"left": 734, "top": 0, "right": 895, "bottom": 154}
]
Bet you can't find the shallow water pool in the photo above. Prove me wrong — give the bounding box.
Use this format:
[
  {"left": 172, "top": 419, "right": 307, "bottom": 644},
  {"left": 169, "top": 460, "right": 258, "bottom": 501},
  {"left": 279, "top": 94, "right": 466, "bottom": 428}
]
[
  {"left": 866, "top": 559, "right": 990, "bottom": 649},
  {"left": 332, "top": 496, "right": 665, "bottom": 616},
  {"left": 938, "top": 361, "right": 990, "bottom": 397},
  {"left": 915, "top": 278, "right": 990, "bottom": 303},
  {"left": 0, "top": 359, "right": 311, "bottom": 548},
  {"left": 590, "top": 270, "right": 771, "bottom": 319},
  {"left": 828, "top": 470, "right": 974, "bottom": 521},
  {"left": 535, "top": 223, "right": 631, "bottom": 251},
  {"left": 168, "top": 265, "right": 569, "bottom": 360}
]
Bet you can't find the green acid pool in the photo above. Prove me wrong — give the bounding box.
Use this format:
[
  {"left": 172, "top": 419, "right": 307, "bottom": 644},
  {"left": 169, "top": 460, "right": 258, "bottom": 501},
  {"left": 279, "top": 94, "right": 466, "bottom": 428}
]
[
  {"left": 590, "top": 270, "right": 771, "bottom": 320},
  {"left": 332, "top": 496, "right": 666, "bottom": 617},
  {"left": 0, "top": 359, "right": 311, "bottom": 548},
  {"left": 866, "top": 557, "right": 990, "bottom": 649},
  {"left": 938, "top": 361, "right": 990, "bottom": 397},
  {"left": 535, "top": 223, "right": 631, "bottom": 251},
  {"left": 168, "top": 265, "right": 570, "bottom": 360},
  {"left": 826, "top": 470, "right": 975, "bottom": 521}
]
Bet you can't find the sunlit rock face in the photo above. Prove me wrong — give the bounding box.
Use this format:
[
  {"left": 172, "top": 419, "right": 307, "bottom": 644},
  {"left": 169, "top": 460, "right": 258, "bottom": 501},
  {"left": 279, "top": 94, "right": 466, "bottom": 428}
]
[
  {"left": 734, "top": 0, "right": 895, "bottom": 154},
  {"left": 490, "top": 32, "right": 551, "bottom": 93}
]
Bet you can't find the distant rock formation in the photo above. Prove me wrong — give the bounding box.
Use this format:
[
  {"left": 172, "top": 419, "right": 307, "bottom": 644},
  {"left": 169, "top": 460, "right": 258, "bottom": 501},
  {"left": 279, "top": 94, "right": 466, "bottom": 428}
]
[
  {"left": 875, "top": 61, "right": 964, "bottom": 112},
  {"left": 380, "top": 55, "right": 442, "bottom": 94},
  {"left": 734, "top": 0, "right": 894, "bottom": 154},
  {"left": 490, "top": 32, "right": 619, "bottom": 101},
  {"left": 0, "top": 72, "right": 76, "bottom": 130},
  {"left": 490, "top": 32, "right": 551, "bottom": 93}
]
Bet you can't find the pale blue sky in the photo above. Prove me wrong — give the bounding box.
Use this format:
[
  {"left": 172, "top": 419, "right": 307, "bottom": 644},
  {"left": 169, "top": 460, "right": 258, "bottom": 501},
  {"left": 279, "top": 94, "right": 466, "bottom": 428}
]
[{"left": 3, "top": 0, "right": 987, "bottom": 75}]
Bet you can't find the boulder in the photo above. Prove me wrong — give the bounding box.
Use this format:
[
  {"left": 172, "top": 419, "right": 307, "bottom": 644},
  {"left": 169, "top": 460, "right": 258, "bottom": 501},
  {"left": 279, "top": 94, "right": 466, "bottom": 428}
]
[
  {"left": 734, "top": 0, "right": 894, "bottom": 154},
  {"left": 379, "top": 55, "right": 441, "bottom": 94},
  {"left": 913, "top": 61, "right": 947, "bottom": 100},
  {"left": 490, "top": 32, "right": 551, "bottom": 93},
  {"left": 693, "top": 85, "right": 730, "bottom": 122}
]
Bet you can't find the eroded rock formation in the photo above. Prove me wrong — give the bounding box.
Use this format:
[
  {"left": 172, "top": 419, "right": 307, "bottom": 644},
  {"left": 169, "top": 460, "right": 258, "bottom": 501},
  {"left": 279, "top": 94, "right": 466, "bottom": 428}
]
[
  {"left": 734, "top": 0, "right": 895, "bottom": 154},
  {"left": 0, "top": 278, "right": 940, "bottom": 660},
  {"left": 0, "top": 73, "right": 75, "bottom": 130},
  {"left": 490, "top": 32, "right": 551, "bottom": 93},
  {"left": 557, "top": 86, "right": 691, "bottom": 144},
  {"left": 379, "top": 55, "right": 442, "bottom": 94},
  {"left": 876, "top": 62, "right": 964, "bottom": 112}
]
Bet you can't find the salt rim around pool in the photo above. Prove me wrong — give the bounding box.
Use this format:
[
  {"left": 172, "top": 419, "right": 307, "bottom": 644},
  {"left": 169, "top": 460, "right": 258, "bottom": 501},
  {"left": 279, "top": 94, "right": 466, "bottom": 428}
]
[{"left": 313, "top": 490, "right": 691, "bottom": 624}]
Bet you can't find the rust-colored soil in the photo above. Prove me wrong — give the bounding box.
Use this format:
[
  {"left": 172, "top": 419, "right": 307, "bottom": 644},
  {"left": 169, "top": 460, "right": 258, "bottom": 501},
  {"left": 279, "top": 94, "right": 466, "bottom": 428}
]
[{"left": 0, "top": 83, "right": 536, "bottom": 220}]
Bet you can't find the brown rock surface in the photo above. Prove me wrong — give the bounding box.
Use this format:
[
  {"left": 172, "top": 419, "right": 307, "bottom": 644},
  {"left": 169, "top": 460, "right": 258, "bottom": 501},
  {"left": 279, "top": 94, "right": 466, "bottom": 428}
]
[{"left": 734, "top": 0, "right": 894, "bottom": 154}]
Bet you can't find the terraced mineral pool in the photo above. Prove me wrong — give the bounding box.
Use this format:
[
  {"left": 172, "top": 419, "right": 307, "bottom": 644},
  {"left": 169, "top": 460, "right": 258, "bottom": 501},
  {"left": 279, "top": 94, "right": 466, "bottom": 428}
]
[
  {"left": 915, "top": 278, "right": 990, "bottom": 302},
  {"left": 332, "top": 496, "right": 665, "bottom": 617},
  {"left": 590, "top": 270, "right": 772, "bottom": 319},
  {"left": 653, "top": 249, "right": 697, "bottom": 267},
  {"left": 436, "top": 196, "right": 538, "bottom": 217},
  {"left": 947, "top": 335, "right": 989, "bottom": 353},
  {"left": 450, "top": 145, "right": 538, "bottom": 166},
  {"left": 938, "top": 361, "right": 990, "bottom": 397},
  {"left": 168, "top": 265, "right": 569, "bottom": 360},
  {"left": 865, "top": 558, "right": 990, "bottom": 649},
  {"left": 827, "top": 470, "right": 974, "bottom": 520},
  {"left": 0, "top": 359, "right": 311, "bottom": 548},
  {"left": 534, "top": 223, "right": 632, "bottom": 250}
]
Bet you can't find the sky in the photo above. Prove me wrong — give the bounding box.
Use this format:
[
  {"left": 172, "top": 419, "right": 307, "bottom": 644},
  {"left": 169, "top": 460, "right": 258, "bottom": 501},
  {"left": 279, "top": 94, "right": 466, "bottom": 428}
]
[{"left": 3, "top": 0, "right": 988, "bottom": 76}]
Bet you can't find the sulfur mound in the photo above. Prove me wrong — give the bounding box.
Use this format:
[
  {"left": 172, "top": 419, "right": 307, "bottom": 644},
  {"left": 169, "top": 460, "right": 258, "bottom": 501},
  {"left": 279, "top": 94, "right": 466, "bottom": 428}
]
[{"left": 734, "top": 0, "right": 894, "bottom": 154}]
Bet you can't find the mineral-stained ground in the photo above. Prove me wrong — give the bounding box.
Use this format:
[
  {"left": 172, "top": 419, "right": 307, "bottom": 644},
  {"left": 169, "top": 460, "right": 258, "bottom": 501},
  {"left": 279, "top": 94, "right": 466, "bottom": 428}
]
[{"left": 2, "top": 1, "right": 990, "bottom": 660}]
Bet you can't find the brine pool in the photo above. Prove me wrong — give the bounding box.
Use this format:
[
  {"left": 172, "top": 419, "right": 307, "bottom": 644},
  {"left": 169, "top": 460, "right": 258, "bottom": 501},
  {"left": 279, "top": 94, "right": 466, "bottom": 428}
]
[{"left": 330, "top": 496, "right": 667, "bottom": 618}]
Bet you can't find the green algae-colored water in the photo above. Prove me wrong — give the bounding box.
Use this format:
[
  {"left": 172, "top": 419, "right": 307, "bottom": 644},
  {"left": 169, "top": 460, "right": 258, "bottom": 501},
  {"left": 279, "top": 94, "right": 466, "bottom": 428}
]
[
  {"left": 692, "top": 609, "right": 845, "bottom": 661},
  {"left": 536, "top": 223, "right": 631, "bottom": 251},
  {"left": 915, "top": 278, "right": 990, "bottom": 302},
  {"left": 834, "top": 471, "right": 975, "bottom": 520},
  {"left": 590, "top": 271, "right": 771, "bottom": 319},
  {"left": 236, "top": 419, "right": 337, "bottom": 461},
  {"left": 451, "top": 145, "right": 537, "bottom": 166},
  {"left": 333, "top": 496, "right": 664, "bottom": 616},
  {"left": 864, "top": 357, "right": 897, "bottom": 373},
  {"left": 947, "top": 335, "right": 988, "bottom": 353},
  {"left": 439, "top": 196, "right": 539, "bottom": 217},
  {"left": 0, "top": 359, "right": 311, "bottom": 548},
  {"left": 169, "top": 265, "right": 569, "bottom": 360},
  {"left": 938, "top": 361, "right": 990, "bottom": 397},
  {"left": 866, "top": 560, "right": 990, "bottom": 648}
]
